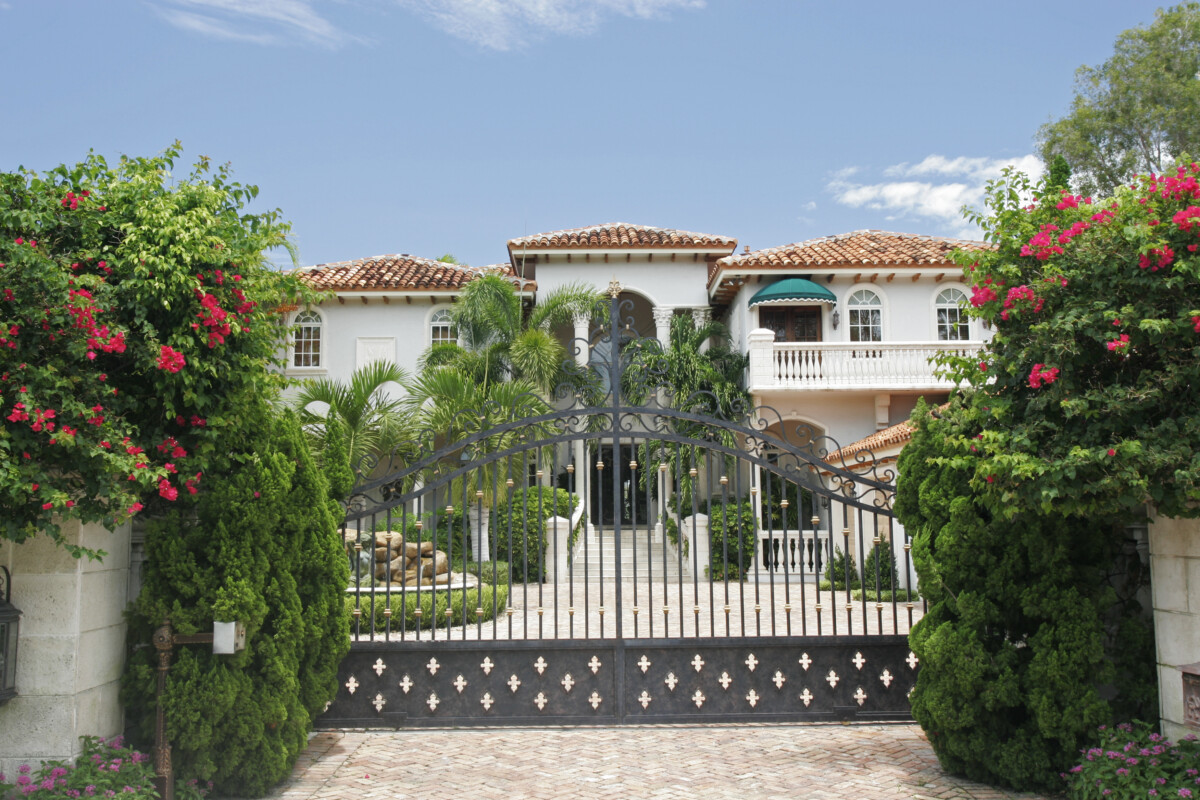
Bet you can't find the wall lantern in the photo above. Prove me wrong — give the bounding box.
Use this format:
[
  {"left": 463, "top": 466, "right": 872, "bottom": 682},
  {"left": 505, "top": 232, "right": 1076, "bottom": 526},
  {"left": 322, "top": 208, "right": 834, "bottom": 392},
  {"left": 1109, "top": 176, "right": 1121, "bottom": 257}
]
[
  {"left": 0, "top": 566, "right": 19, "bottom": 705},
  {"left": 831, "top": 308, "right": 841, "bottom": 330}
]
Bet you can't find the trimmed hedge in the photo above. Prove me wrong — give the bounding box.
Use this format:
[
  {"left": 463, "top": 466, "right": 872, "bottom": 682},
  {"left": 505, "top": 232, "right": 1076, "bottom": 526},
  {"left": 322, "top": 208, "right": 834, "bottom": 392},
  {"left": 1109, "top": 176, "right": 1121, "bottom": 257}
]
[{"left": 345, "top": 584, "right": 508, "bottom": 633}]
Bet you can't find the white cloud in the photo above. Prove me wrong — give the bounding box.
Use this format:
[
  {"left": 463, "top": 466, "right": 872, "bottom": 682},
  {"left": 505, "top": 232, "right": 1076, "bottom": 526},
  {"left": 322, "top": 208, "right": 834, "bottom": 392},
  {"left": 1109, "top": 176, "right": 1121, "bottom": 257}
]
[
  {"left": 153, "top": 0, "right": 354, "bottom": 47},
  {"left": 801, "top": 200, "right": 817, "bottom": 211},
  {"left": 397, "top": 0, "right": 706, "bottom": 50},
  {"left": 829, "top": 154, "right": 1044, "bottom": 235}
]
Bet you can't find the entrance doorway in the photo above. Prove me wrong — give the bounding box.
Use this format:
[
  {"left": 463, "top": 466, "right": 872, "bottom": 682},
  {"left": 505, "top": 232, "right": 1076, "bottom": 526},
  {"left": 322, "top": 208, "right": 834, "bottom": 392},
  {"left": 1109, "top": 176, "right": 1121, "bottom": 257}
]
[{"left": 589, "top": 442, "right": 651, "bottom": 527}]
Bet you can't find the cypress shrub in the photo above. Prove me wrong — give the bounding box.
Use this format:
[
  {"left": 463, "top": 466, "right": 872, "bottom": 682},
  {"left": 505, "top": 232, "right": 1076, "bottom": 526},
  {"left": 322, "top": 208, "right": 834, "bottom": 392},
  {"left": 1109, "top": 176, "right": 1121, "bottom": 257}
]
[
  {"left": 823, "top": 544, "right": 860, "bottom": 590},
  {"left": 122, "top": 408, "right": 349, "bottom": 797},
  {"left": 862, "top": 537, "right": 900, "bottom": 591}
]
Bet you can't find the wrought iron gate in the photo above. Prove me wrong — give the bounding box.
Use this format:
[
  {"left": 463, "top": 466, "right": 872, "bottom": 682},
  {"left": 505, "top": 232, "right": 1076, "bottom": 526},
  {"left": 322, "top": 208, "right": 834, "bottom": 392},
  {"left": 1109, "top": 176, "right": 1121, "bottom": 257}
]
[{"left": 318, "top": 284, "right": 923, "bottom": 728}]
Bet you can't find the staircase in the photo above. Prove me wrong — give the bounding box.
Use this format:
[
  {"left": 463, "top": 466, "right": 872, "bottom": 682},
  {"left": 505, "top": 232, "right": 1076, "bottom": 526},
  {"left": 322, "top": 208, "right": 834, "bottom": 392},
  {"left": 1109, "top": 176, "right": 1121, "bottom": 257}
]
[{"left": 574, "top": 527, "right": 688, "bottom": 581}]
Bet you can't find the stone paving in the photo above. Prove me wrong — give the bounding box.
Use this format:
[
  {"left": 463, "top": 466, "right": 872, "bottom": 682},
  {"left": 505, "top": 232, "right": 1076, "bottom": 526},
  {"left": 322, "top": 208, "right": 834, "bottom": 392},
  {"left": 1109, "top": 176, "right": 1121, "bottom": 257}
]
[{"left": 257, "top": 724, "right": 1052, "bottom": 800}]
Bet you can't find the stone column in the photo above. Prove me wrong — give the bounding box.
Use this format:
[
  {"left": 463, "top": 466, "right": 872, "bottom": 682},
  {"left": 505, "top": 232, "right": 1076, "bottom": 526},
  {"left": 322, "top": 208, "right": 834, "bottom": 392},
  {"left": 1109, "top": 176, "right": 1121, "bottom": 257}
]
[
  {"left": 652, "top": 306, "right": 675, "bottom": 346},
  {"left": 691, "top": 307, "right": 712, "bottom": 352},
  {"left": 1148, "top": 513, "right": 1200, "bottom": 740}
]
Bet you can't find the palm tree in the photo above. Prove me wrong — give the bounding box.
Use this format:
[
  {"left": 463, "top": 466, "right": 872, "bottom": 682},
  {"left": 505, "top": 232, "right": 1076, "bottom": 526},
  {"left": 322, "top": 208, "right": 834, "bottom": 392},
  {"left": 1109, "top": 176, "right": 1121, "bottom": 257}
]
[
  {"left": 292, "top": 360, "right": 413, "bottom": 480},
  {"left": 419, "top": 272, "right": 601, "bottom": 396},
  {"left": 622, "top": 313, "right": 751, "bottom": 513}
]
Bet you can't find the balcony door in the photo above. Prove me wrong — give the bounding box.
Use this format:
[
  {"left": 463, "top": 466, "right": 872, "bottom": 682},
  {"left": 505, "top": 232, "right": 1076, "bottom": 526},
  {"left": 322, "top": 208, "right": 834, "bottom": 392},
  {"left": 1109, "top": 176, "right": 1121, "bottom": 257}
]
[{"left": 760, "top": 306, "right": 822, "bottom": 343}]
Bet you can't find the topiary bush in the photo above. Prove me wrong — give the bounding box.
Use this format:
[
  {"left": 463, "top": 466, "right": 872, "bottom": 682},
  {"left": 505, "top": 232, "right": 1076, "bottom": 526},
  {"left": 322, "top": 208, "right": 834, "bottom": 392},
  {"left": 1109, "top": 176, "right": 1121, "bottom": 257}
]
[
  {"left": 705, "top": 498, "right": 757, "bottom": 580},
  {"left": 862, "top": 536, "right": 900, "bottom": 592},
  {"left": 122, "top": 408, "right": 349, "bottom": 797},
  {"left": 823, "top": 544, "right": 860, "bottom": 590}
]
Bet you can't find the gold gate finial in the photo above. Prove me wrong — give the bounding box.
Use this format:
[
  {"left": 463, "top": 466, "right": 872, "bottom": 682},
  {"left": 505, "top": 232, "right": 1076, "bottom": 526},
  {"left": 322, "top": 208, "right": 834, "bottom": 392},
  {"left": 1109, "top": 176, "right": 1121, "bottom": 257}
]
[{"left": 607, "top": 279, "right": 622, "bottom": 298}]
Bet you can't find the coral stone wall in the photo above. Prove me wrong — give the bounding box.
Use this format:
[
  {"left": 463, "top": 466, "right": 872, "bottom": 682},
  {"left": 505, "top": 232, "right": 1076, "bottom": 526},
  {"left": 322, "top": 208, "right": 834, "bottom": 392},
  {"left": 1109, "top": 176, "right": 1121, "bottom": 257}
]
[
  {"left": 0, "top": 521, "right": 130, "bottom": 775},
  {"left": 1148, "top": 513, "right": 1200, "bottom": 739}
]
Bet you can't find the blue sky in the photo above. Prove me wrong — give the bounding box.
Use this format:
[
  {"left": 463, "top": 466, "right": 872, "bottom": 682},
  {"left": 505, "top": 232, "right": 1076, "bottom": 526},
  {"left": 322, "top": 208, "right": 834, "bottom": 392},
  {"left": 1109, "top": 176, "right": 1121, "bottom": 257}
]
[{"left": 0, "top": 1, "right": 1168, "bottom": 268}]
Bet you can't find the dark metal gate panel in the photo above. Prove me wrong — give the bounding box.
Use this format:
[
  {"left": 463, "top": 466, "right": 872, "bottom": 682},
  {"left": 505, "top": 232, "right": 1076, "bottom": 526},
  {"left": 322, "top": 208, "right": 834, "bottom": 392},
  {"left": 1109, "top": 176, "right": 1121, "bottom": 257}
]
[
  {"left": 318, "top": 637, "right": 917, "bottom": 728},
  {"left": 322, "top": 283, "right": 926, "bottom": 728}
]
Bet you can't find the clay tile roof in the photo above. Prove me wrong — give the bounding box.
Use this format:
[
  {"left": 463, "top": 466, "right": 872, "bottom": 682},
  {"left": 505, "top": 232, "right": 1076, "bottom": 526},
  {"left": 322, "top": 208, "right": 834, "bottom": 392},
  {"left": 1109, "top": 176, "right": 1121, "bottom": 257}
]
[
  {"left": 294, "top": 254, "right": 485, "bottom": 293},
  {"left": 826, "top": 420, "right": 915, "bottom": 467},
  {"left": 718, "top": 230, "right": 990, "bottom": 271},
  {"left": 508, "top": 223, "right": 737, "bottom": 251}
]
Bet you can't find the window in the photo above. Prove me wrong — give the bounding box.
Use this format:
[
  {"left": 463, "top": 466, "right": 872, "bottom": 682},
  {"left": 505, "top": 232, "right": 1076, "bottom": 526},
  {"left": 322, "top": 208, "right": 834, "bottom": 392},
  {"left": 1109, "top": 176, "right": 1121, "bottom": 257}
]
[
  {"left": 936, "top": 288, "right": 970, "bottom": 341},
  {"left": 431, "top": 308, "right": 456, "bottom": 346},
  {"left": 847, "top": 290, "right": 882, "bottom": 342},
  {"left": 292, "top": 310, "right": 322, "bottom": 368}
]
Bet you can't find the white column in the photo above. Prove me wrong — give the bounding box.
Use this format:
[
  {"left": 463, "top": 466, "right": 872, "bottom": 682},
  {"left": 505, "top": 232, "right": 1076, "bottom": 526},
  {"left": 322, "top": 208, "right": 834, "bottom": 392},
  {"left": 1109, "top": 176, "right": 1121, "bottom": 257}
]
[
  {"left": 652, "top": 306, "right": 675, "bottom": 346},
  {"left": 691, "top": 307, "right": 712, "bottom": 352},
  {"left": 875, "top": 393, "right": 891, "bottom": 430}
]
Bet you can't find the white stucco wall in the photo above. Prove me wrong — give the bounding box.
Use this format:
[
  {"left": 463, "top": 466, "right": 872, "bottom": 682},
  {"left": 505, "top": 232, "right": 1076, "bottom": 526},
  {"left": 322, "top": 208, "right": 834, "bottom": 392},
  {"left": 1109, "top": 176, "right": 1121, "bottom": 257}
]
[
  {"left": 0, "top": 522, "right": 130, "bottom": 776},
  {"left": 283, "top": 300, "right": 443, "bottom": 401},
  {"left": 1148, "top": 513, "right": 1200, "bottom": 740},
  {"left": 532, "top": 258, "right": 711, "bottom": 310}
]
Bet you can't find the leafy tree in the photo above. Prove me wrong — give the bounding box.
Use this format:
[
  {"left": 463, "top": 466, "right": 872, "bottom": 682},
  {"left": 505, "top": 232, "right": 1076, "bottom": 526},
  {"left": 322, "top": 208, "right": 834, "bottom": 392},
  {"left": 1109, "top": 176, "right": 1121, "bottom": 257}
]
[
  {"left": 1037, "top": 3, "right": 1200, "bottom": 196},
  {"left": 292, "top": 359, "right": 412, "bottom": 479},
  {"left": 894, "top": 159, "right": 1191, "bottom": 790},
  {"left": 123, "top": 408, "right": 349, "bottom": 797},
  {"left": 0, "top": 144, "right": 311, "bottom": 554}
]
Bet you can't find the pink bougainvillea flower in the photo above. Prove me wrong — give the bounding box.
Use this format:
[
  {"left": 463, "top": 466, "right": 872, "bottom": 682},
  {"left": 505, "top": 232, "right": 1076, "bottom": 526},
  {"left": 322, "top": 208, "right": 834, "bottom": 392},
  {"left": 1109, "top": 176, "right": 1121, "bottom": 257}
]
[
  {"left": 156, "top": 345, "right": 186, "bottom": 373},
  {"left": 1108, "top": 449, "right": 1116, "bottom": 457}
]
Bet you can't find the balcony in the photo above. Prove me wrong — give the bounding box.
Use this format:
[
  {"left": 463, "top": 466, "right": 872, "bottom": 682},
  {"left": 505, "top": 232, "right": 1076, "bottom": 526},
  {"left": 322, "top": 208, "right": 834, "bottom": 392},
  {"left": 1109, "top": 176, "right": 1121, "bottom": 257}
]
[{"left": 746, "top": 329, "right": 982, "bottom": 392}]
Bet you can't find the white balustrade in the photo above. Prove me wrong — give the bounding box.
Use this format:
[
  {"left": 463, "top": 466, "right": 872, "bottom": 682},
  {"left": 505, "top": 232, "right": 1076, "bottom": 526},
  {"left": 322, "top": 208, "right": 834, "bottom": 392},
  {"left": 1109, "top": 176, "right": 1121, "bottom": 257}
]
[{"left": 747, "top": 334, "right": 982, "bottom": 391}]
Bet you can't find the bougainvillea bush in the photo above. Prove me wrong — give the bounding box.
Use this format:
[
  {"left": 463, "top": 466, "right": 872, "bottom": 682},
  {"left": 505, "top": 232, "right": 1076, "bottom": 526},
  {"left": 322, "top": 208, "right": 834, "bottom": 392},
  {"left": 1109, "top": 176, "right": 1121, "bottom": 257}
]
[
  {"left": 895, "top": 163, "right": 1200, "bottom": 791},
  {"left": 0, "top": 144, "right": 313, "bottom": 555}
]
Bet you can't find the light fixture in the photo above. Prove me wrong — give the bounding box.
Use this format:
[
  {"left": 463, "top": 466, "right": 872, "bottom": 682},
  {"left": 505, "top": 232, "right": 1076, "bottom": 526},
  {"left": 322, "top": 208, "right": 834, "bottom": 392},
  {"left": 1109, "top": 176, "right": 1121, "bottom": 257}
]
[
  {"left": 0, "top": 566, "right": 20, "bottom": 704},
  {"left": 831, "top": 308, "right": 840, "bottom": 330}
]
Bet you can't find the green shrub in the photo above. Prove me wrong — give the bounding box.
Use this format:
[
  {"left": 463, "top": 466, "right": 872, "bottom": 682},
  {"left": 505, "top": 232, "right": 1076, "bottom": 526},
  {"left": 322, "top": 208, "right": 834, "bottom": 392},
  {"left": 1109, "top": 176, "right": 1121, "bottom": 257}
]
[
  {"left": 1062, "top": 721, "right": 1200, "bottom": 798},
  {"left": 706, "top": 498, "right": 757, "bottom": 581},
  {"left": 345, "top": 584, "right": 508, "bottom": 633},
  {"left": 495, "top": 487, "right": 577, "bottom": 582},
  {"left": 122, "top": 408, "right": 349, "bottom": 797},
  {"left": 862, "top": 537, "right": 900, "bottom": 591},
  {"left": 823, "top": 544, "right": 860, "bottom": 589},
  {"left": 817, "top": 580, "right": 919, "bottom": 602},
  {"left": 452, "top": 559, "right": 510, "bottom": 585}
]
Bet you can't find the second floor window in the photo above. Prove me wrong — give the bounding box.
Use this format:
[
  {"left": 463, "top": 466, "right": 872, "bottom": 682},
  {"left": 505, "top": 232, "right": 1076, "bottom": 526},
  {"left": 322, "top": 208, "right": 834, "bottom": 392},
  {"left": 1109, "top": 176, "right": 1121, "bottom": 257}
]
[
  {"left": 936, "top": 288, "right": 970, "bottom": 341},
  {"left": 293, "top": 310, "right": 322, "bottom": 368},
  {"left": 847, "top": 290, "right": 882, "bottom": 342},
  {"left": 431, "top": 308, "right": 457, "bottom": 346}
]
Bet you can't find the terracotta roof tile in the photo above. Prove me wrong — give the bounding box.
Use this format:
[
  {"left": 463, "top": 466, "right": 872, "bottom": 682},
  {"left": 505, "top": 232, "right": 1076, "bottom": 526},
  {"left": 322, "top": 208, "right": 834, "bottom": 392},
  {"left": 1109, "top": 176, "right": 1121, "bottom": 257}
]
[
  {"left": 508, "top": 223, "right": 737, "bottom": 251},
  {"left": 826, "top": 420, "right": 915, "bottom": 467},
  {"left": 294, "top": 255, "right": 515, "bottom": 293}
]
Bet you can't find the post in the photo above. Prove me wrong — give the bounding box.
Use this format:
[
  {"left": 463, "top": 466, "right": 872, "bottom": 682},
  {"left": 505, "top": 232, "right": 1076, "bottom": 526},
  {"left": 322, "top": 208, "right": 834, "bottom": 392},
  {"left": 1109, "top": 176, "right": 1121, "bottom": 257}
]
[
  {"left": 152, "top": 619, "right": 175, "bottom": 800},
  {"left": 747, "top": 328, "right": 776, "bottom": 392}
]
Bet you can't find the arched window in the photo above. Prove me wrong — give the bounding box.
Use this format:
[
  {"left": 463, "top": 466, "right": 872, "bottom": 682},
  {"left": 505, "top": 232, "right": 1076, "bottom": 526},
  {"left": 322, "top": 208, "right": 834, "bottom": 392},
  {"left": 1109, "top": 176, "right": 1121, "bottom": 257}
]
[
  {"left": 431, "top": 308, "right": 456, "bottom": 346},
  {"left": 292, "top": 310, "right": 322, "bottom": 368},
  {"left": 847, "top": 289, "right": 882, "bottom": 342},
  {"left": 935, "top": 288, "right": 970, "bottom": 341}
]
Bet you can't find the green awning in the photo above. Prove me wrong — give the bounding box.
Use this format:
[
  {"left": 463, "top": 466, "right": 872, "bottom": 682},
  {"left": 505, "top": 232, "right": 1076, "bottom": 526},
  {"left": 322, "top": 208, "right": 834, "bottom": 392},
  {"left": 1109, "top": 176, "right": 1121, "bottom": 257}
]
[{"left": 748, "top": 278, "right": 837, "bottom": 307}]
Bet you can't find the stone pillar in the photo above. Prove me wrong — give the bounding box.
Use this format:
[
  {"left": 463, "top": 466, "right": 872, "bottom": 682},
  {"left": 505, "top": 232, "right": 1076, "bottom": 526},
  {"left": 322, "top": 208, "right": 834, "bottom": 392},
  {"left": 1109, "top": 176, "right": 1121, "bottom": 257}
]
[
  {"left": 652, "top": 306, "right": 675, "bottom": 346},
  {"left": 746, "top": 328, "right": 777, "bottom": 393},
  {"left": 1148, "top": 513, "right": 1200, "bottom": 740},
  {"left": 542, "top": 516, "right": 573, "bottom": 584},
  {"left": 0, "top": 521, "right": 131, "bottom": 777}
]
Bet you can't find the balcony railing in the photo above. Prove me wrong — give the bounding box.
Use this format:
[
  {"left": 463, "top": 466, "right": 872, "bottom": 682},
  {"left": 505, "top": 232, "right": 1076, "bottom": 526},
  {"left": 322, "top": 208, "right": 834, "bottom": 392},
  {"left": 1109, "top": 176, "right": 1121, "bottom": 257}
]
[{"left": 746, "top": 330, "right": 982, "bottom": 391}]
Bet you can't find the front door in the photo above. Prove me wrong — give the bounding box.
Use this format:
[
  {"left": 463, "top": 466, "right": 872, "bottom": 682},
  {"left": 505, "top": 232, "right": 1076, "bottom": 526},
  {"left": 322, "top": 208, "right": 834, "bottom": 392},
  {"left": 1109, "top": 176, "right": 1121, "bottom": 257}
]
[
  {"left": 589, "top": 442, "right": 650, "bottom": 527},
  {"left": 760, "top": 306, "right": 822, "bottom": 342}
]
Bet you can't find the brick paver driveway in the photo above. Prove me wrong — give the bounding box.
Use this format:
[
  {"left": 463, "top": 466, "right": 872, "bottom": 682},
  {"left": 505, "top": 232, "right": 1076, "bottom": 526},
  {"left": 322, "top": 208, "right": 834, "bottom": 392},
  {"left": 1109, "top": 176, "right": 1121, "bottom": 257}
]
[{"left": 259, "top": 724, "right": 1051, "bottom": 800}]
